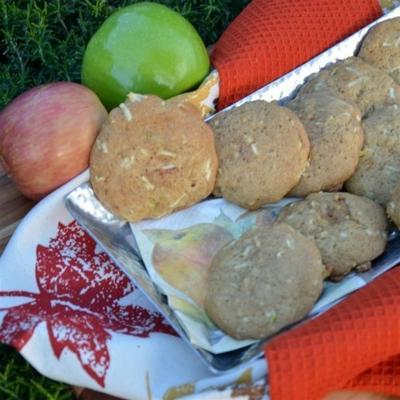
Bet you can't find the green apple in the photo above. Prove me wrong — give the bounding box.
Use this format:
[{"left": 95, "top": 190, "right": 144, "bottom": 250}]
[{"left": 81, "top": 2, "right": 210, "bottom": 109}]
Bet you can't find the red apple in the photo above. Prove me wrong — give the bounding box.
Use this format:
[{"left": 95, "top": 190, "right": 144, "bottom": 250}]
[{"left": 0, "top": 82, "right": 107, "bottom": 199}]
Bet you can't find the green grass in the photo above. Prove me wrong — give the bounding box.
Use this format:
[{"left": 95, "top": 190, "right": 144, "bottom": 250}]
[
  {"left": 0, "top": 344, "right": 74, "bottom": 400},
  {"left": 0, "top": 0, "right": 250, "bottom": 109},
  {"left": 0, "top": 1, "right": 250, "bottom": 398}
]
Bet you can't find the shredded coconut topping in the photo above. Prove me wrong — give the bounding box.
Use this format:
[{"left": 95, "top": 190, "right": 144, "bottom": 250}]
[
  {"left": 244, "top": 136, "right": 253, "bottom": 145},
  {"left": 285, "top": 237, "right": 295, "bottom": 249},
  {"left": 140, "top": 176, "right": 155, "bottom": 190},
  {"left": 345, "top": 66, "right": 363, "bottom": 77},
  {"left": 264, "top": 310, "right": 277, "bottom": 321},
  {"left": 251, "top": 143, "right": 259, "bottom": 155},
  {"left": 384, "top": 164, "right": 400, "bottom": 173},
  {"left": 127, "top": 92, "right": 146, "bottom": 103},
  {"left": 161, "top": 165, "right": 177, "bottom": 171},
  {"left": 157, "top": 150, "right": 176, "bottom": 158},
  {"left": 96, "top": 141, "right": 108, "bottom": 153},
  {"left": 119, "top": 103, "right": 132, "bottom": 121},
  {"left": 204, "top": 159, "right": 212, "bottom": 181},
  {"left": 169, "top": 193, "right": 187, "bottom": 208},
  {"left": 120, "top": 156, "right": 135, "bottom": 169},
  {"left": 243, "top": 246, "right": 252, "bottom": 257},
  {"left": 347, "top": 77, "right": 367, "bottom": 88},
  {"left": 234, "top": 263, "right": 249, "bottom": 270}
]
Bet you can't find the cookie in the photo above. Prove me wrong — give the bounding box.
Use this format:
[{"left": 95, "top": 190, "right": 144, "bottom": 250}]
[
  {"left": 208, "top": 100, "right": 310, "bottom": 209},
  {"left": 345, "top": 104, "right": 400, "bottom": 204},
  {"left": 287, "top": 93, "right": 364, "bottom": 196},
  {"left": 359, "top": 18, "right": 400, "bottom": 85},
  {"left": 387, "top": 181, "right": 400, "bottom": 228},
  {"left": 90, "top": 94, "right": 218, "bottom": 221},
  {"left": 205, "top": 223, "right": 325, "bottom": 340},
  {"left": 277, "top": 192, "right": 387, "bottom": 280},
  {"left": 299, "top": 56, "right": 400, "bottom": 116}
]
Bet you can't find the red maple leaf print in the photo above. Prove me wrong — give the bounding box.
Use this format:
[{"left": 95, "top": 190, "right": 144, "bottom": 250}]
[{"left": 0, "top": 221, "right": 175, "bottom": 386}]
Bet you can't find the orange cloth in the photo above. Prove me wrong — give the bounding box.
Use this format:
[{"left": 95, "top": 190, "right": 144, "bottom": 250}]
[
  {"left": 211, "top": 0, "right": 382, "bottom": 109},
  {"left": 265, "top": 267, "right": 400, "bottom": 400}
]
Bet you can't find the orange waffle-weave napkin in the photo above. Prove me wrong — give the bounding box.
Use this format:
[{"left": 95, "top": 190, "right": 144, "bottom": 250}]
[
  {"left": 265, "top": 267, "right": 400, "bottom": 400},
  {"left": 211, "top": 0, "right": 382, "bottom": 109}
]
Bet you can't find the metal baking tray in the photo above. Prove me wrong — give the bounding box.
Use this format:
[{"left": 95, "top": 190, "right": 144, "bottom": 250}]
[{"left": 65, "top": 6, "right": 400, "bottom": 374}]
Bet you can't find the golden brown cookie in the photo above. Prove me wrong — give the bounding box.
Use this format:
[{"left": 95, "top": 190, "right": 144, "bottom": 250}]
[
  {"left": 208, "top": 100, "right": 310, "bottom": 209},
  {"left": 288, "top": 93, "right": 364, "bottom": 196},
  {"left": 90, "top": 94, "right": 218, "bottom": 221},
  {"left": 205, "top": 223, "right": 325, "bottom": 340},
  {"left": 299, "top": 56, "right": 400, "bottom": 116},
  {"left": 359, "top": 18, "right": 400, "bottom": 85},
  {"left": 277, "top": 192, "right": 387, "bottom": 280},
  {"left": 345, "top": 104, "right": 400, "bottom": 204}
]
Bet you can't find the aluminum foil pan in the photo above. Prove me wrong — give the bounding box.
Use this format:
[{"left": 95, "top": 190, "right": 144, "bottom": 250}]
[{"left": 65, "top": 6, "right": 400, "bottom": 374}]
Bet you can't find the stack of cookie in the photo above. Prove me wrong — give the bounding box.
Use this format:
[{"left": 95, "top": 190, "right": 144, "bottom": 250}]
[
  {"left": 208, "top": 18, "right": 400, "bottom": 273},
  {"left": 89, "top": 18, "right": 400, "bottom": 341},
  {"left": 203, "top": 18, "right": 400, "bottom": 340}
]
